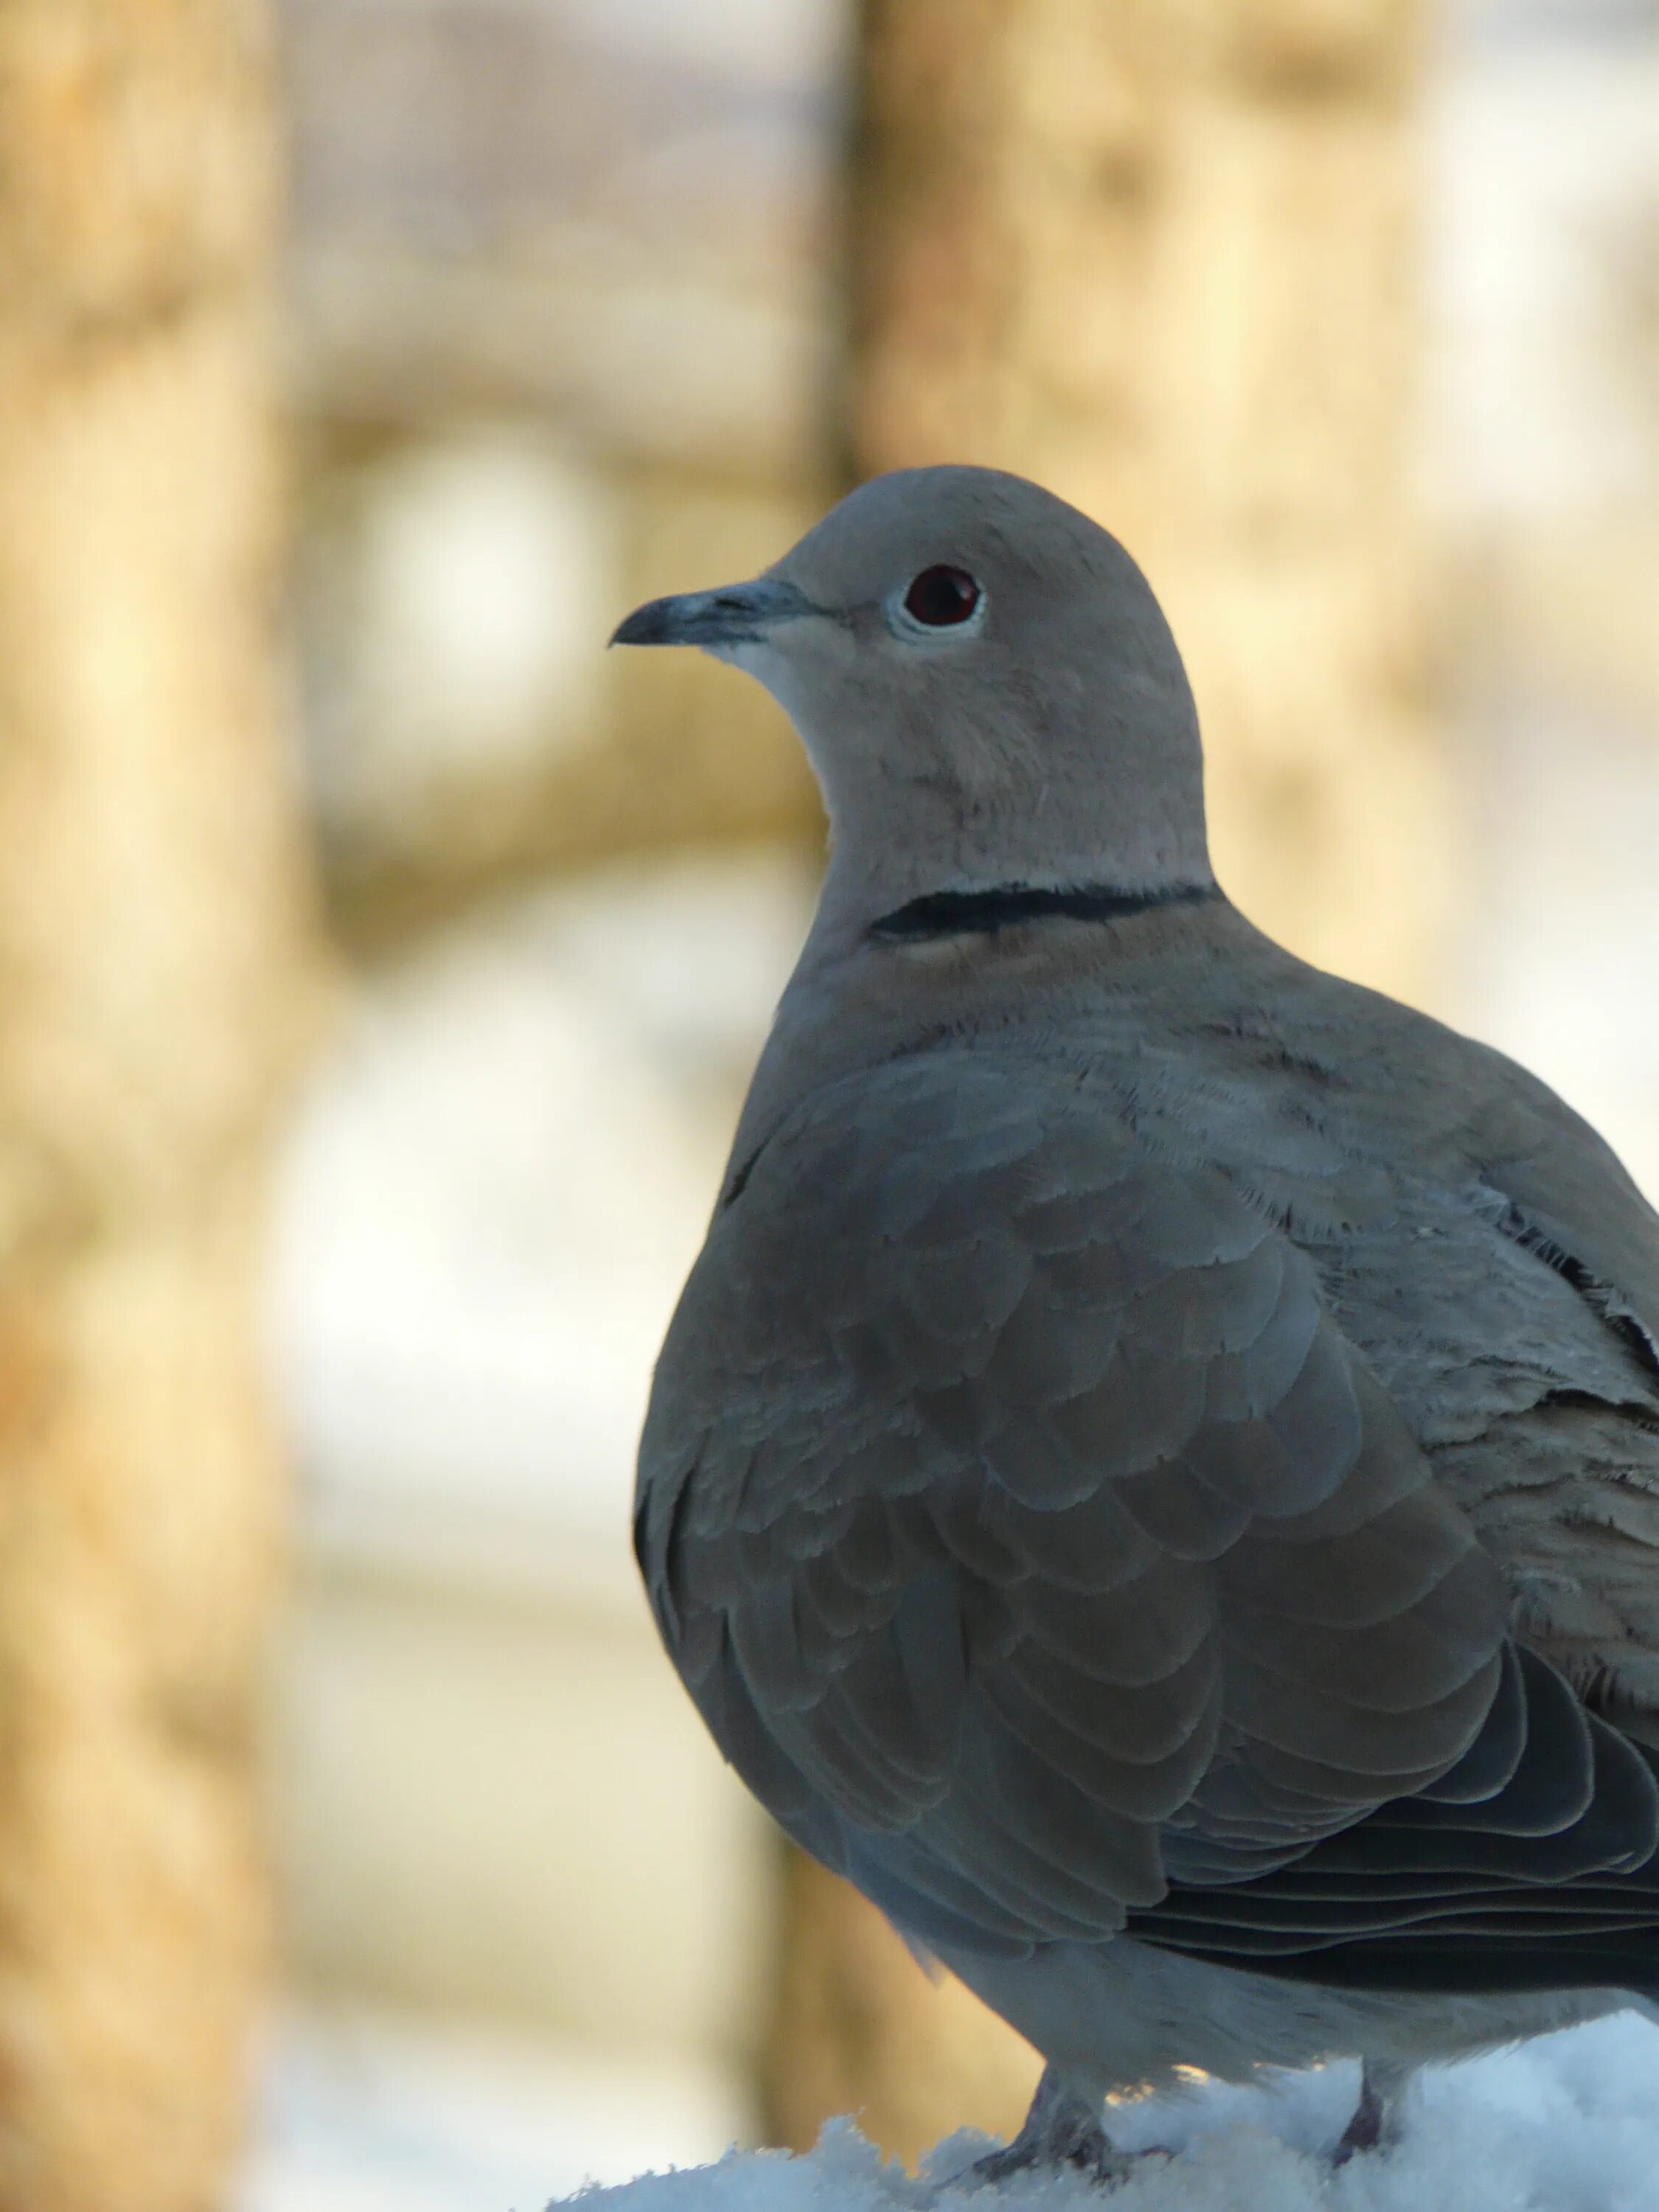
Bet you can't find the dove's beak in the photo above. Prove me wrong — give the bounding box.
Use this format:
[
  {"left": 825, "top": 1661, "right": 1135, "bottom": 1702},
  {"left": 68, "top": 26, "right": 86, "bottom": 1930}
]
[{"left": 609, "top": 577, "right": 818, "bottom": 650}]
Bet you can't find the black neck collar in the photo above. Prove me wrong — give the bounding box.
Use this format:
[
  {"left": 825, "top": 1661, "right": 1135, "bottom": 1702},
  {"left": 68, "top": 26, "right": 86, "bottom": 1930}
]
[{"left": 869, "top": 879, "right": 1219, "bottom": 944}]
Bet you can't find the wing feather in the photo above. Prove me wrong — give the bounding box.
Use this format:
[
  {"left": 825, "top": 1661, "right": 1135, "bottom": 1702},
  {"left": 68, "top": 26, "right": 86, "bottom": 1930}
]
[{"left": 639, "top": 1054, "right": 1511, "bottom": 1952}]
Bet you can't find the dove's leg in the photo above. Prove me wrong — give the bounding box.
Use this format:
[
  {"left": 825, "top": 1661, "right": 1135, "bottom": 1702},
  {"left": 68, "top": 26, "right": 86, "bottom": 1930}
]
[
  {"left": 971, "top": 2065, "right": 1144, "bottom": 2188},
  {"left": 1332, "top": 2057, "right": 1409, "bottom": 2163}
]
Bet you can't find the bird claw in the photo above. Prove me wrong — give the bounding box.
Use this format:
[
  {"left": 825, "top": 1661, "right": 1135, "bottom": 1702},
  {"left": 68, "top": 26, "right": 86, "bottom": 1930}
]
[
  {"left": 968, "top": 2136, "right": 1159, "bottom": 2191},
  {"left": 963, "top": 2066, "right": 1169, "bottom": 2191}
]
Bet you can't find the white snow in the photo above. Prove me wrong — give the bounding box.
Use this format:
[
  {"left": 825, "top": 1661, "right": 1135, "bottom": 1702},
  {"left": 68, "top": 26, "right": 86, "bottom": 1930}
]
[{"left": 574, "top": 2013, "right": 1659, "bottom": 2212}]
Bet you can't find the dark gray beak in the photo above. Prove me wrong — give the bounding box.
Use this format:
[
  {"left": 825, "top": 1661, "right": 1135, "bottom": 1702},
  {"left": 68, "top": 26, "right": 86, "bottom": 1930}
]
[{"left": 609, "top": 577, "right": 818, "bottom": 650}]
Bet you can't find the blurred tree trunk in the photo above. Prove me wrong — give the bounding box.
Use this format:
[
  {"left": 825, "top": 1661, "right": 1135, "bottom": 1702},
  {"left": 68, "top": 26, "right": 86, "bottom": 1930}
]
[
  {"left": 766, "top": 0, "right": 1437, "bottom": 2163},
  {"left": 854, "top": 0, "right": 1442, "bottom": 1004},
  {"left": 0, "top": 5, "right": 319, "bottom": 2208}
]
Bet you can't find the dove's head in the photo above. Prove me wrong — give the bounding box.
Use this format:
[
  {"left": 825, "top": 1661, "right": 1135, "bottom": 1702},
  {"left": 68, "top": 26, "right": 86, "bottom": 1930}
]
[{"left": 611, "top": 466, "right": 1211, "bottom": 920}]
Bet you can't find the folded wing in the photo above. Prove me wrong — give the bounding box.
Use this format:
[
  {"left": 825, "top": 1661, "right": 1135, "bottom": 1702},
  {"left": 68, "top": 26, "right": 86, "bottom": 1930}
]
[{"left": 638, "top": 1053, "right": 1523, "bottom": 1958}]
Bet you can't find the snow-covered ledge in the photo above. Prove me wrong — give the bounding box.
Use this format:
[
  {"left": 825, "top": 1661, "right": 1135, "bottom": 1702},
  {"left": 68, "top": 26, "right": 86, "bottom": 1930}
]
[{"left": 566, "top": 2015, "right": 1659, "bottom": 2212}]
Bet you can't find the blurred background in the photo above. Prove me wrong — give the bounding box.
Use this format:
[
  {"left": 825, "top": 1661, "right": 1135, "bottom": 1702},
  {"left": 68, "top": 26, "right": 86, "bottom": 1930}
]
[{"left": 0, "top": 1, "right": 1654, "bottom": 2208}]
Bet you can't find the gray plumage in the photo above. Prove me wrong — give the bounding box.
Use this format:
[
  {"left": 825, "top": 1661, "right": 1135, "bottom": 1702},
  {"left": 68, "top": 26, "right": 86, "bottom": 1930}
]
[{"left": 614, "top": 467, "right": 1659, "bottom": 2166}]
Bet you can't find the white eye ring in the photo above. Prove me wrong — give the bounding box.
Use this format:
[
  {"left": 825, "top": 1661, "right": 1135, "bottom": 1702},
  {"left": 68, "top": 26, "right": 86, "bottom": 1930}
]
[{"left": 887, "top": 565, "right": 987, "bottom": 642}]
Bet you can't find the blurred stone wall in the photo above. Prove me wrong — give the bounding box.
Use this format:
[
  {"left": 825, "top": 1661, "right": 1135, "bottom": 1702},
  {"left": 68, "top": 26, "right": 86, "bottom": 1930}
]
[
  {"left": 279, "top": 0, "right": 841, "bottom": 950},
  {"left": 260, "top": 4, "right": 850, "bottom": 2178}
]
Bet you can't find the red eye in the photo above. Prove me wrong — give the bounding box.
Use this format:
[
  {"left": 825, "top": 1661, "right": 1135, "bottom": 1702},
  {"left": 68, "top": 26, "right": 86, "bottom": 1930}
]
[{"left": 903, "top": 565, "right": 981, "bottom": 627}]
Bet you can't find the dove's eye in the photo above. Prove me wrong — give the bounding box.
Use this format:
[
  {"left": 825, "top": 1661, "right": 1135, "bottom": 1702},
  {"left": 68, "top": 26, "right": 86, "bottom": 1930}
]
[{"left": 902, "top": 566, "right": 981, "bottom": 627}]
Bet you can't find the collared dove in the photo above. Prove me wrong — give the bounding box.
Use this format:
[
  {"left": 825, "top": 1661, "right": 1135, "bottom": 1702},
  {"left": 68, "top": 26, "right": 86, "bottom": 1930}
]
[{"left": 613, "top": 467, "right": 1659, "bottom": 2179}]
